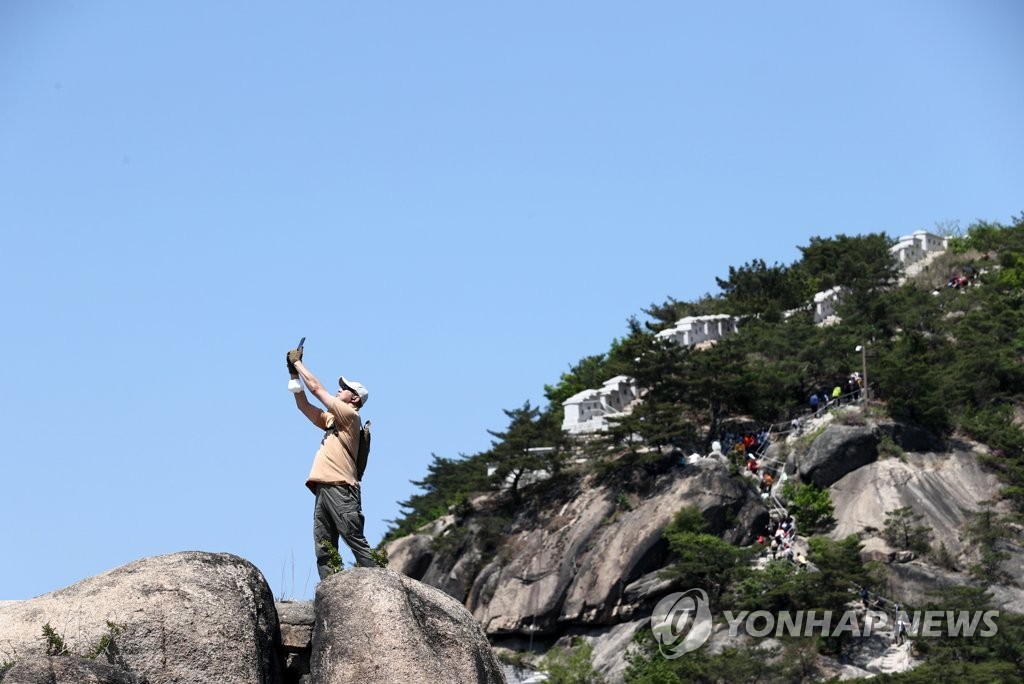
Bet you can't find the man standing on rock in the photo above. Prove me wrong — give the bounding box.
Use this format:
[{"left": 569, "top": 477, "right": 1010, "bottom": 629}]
[{"left": 287, "top": 347, "right": 379, "bottom": 576}]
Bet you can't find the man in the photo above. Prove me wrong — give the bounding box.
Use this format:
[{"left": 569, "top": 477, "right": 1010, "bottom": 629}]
[
  {"left": 287, "top": 347, "right": 378, "bottom": 577},
  {"left": 894, "top": 613, "right": 909, "bottom": 646}
]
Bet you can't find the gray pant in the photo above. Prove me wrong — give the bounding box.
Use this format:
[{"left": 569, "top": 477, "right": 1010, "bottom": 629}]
[{"left": 313, "top": 484, "right": 378, "bottom": 578}]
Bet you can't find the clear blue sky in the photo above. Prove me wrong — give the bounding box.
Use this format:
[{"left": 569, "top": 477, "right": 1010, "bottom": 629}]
[{"left": 2, "top": 1, "right": 1021, "bottom": 601}]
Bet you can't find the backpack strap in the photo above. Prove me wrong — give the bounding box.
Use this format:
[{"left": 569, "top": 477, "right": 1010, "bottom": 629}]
[{"left": 356, "top": 420, "right": 371, "bottom": 481}]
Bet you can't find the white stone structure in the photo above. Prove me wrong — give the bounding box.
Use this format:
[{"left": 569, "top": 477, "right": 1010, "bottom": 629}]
[
  {"left": 654, "top": 314, "right": 739, "bottom": 348},
  {"left": 563, "top": 232, "right": 952, "bottom": 433},
  {"left": 561, "top": 375, "right": 639, "bottom": 434},
  {"left": 890, "top": 230, "right": 948, "bottom": 268},
  {"left": 813, "top": 286, "right": 844, "bottom": 324},
  {"left": 564, "top": 316, "right": 737, "bottom": 434},
  {"left": 809, "top": 231, "right": 949, "bottom": 325}
]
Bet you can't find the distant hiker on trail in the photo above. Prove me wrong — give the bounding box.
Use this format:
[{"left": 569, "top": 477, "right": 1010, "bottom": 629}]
[
  {"left": 287, "top": 346, "right": 379, "bottom": 576},
  {"left": 894, "top": 614, "right": 909, "bottom": 646}
]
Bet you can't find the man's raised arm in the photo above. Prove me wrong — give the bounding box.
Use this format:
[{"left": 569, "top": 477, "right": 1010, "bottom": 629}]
[
  {"left": 287, "top": 350, "right": 325, "bottom": 426},
  {"left": 293, "top": 359, "right": 336, "bottom": 409}
]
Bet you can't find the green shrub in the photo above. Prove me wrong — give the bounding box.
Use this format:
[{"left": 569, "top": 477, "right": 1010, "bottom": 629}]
[
  {"left": 42, "top": 623, "right": 67, "bottom": 656},
  {"left": 319, "top": 540, "right": 344, "bottom": 574},
  {"left": 882, "top": 506, "right": 932, "bottom": 554},
  {"left": 780, "top": 481, "right": 835, "bottom": 532},
  {"left": 877, "top": 434, "right": 905, "bottom": 460},
  {"left": 542, "top": 638, "right": 604, "bottom": 683},
  {"left": 37, "top": 621, "right": 125, "bottom": 661},
  {"left": 369, "top": 546, "right": 389, "bottom": 568},
  {"left": 835, "top": 408, "right": 866, "bottom": 426},
  {"left": 931, "top": 542, "right": 958, "bottom": 571},
  {"left": 661, "top": 507, "right": 755, "bottom": 601}
]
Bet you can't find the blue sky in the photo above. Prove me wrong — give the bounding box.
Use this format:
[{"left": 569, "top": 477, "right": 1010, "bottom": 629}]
[{"left": 1, "top": 1, "right": 1021, "bottom": 601}]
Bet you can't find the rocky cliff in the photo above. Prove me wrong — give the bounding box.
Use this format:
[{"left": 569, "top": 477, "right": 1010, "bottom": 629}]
[{"left": 384, "top": 408, "right": 1024, "bottom": 681}]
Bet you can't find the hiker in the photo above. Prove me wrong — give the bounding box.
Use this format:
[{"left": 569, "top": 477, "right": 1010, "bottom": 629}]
[
  {"left": 287, "top": 347, "right": 379, "bottom": 576},
  {"left": 831, "top": 385, "right": 842, "bottom": 407},
  {"left": 860, "top": 586, "right": 870, "bottom": 609},
  {"left": 894, "top": 614, "right": 908, "bottom": 646},
  {"left": 848, "top": 375, "right": 860, "bottom": 402}
]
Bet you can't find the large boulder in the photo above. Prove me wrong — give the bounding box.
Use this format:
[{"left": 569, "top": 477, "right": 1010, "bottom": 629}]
[
  {"left": 828, "top": 450, "right": 1003, "bottom": 558},
  {"left": 0, "top": 552, "right": 279, "bottom": 684},
  {"left": 311, "top": 569, "right": 504, "bottom": 684},
  {"left": 0, "top": 655, "right": 146, "bottom": 683},
  {"left": 385, "top": 534, "right": 435, "bottom": 581},
  {"left": 873, "top": 420, "right": 944, "bottom": 453},
  {"left": 798, "top": 425, "right": 877, "bottom": 488}
]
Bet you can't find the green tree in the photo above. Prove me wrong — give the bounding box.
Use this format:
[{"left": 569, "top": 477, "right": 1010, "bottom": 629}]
[
  {"left": 795, "top": 535, "right": 875, "bottom": 655},
  {"left": 624, "top": 630, "right": 788, "bottom": 684},
  {"left": 723, "top": 316, "right": 822, "bottom": 421},
  {"left": 487, "top": 401, "right": 564, "bottom": 498},
  {"left": 385, "top": 452, "right": 489, "bottom": 540},
  {"left": 873, "top": 330, "right": 953, "bottom": 434},
  {"left": 882, "top": 506, "right": 932, "bottom": 554},
  {"left": 673, "top": 339, "right": 749, "bottom": 448},
  {"left": 780, "top": 481, "right": 835, "bottom": 533},
  {"left": 544, "top": 354, "right": 610, "bottom": 408},
  {"left": 641, "top": 293, "right": 725, "bottom": 331},
  {"left": 726, "top": 559, "right": 802, "bottom": 613},
  {"left": 542, "top": 638, "right": 605, "bottom": 683},
  {"left": 962, "top": 502, "right": 1011, "bottom": 582},
  {"left": 604, "top": 322, "right": 697, "bottom": 450},
  {"left": 661, "top": 507, "right": 755, "bottom": 602},
  {"left": 715, "top": 258, "right": 809, "bottom": 317},
  {"left": 795, "top": 232, "right": 899, "bottom": 296}
]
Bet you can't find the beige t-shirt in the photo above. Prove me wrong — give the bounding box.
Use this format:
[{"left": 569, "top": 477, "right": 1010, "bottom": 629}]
[{"left": 305, "top": 397, "right": 361, "bottom": 493}]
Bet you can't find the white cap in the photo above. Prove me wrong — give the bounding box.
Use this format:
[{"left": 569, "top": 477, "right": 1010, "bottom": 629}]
[{"left": 339, "top": 376, "right": 369, "bottom": 407}]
